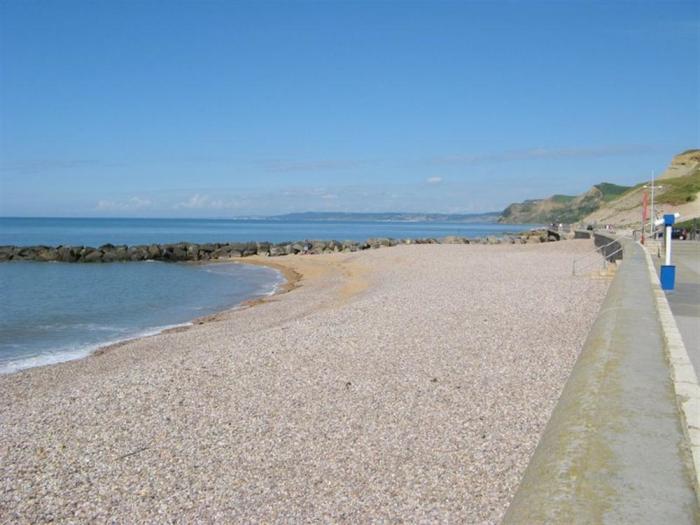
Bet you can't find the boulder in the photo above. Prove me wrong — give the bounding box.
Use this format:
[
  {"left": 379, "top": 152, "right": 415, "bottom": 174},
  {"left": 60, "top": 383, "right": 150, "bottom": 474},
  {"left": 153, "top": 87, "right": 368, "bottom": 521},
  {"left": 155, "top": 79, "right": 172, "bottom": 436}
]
[
  {"left": 36, "top": 247, "right": 59, "bottom": 261},
  {"left": 159, "top": 246, "right": 174, "bottom": 260},
  {"left": 211, "top": 245, "right": 239, "bottom": 258},
  {"left": 171, "top": 246, "right": 188, "bottom": 260},
  {"left": 269, "top": 245, "right": 287, "bottom": 257},
  {"left": 367, "top": 237, "right": 393, "bottom": 248},
  {"left": 0, "top": 246, "right": 16, "bottom": 260},
  {"left": 101, "top": 250, "right": 119, "bottom": 263},
  {"left": 56, "top": 246, "right": 80, "bottom": 262},
  {"left": 11, "top": 248, "right": 30, "bottom": 260},
  {"left": 439, "top": 236, "right": 469, "bottom": 244},
  {"left": 341, "top": 240, "right": 359, "bottom": 252},
  {"left": 326, "top": 240, "right": 342, "bottom": 252},
  {"left": 115, "top": 245, "right": 129, "bottom": 260},
  {"left": 256, "top": 242, "right": 271, "bottom": 256},
  {"left": 308, "top": 241, "right": 327, "bottom": 254},
  {"left": 211, "top": 246, "right": 230, "bottom": 258},
  {"left": 83, "top": 249, "right": 103, "bottom": 262},
  {"left": 241, "top": 243, "right": 258, "bottom": 257},
  {"left": 128, "top": 246, "right": 149, "bottom": 261},
  {"left": 186, "top": 244, "right": 200, "bottom": 259}
]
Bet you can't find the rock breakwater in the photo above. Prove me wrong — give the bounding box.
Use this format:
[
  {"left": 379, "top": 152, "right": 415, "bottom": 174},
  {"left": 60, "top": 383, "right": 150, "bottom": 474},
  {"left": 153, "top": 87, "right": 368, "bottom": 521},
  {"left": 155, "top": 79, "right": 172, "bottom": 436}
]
[{"left": 0, "top": 230, "right": 561, "bottom": 263}]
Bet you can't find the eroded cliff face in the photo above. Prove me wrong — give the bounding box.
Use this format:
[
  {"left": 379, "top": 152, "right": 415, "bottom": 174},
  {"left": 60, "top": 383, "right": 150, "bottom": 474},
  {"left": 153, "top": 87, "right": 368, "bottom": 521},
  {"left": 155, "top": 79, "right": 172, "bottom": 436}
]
[
  {"left": 499, "top": 197, "right": 569, "bottom": 225},
  {"left": 659, "top": 149, "right": 700, "bottom": 180},
  {"left": 499, "top": 184, "right": 629, "bottom": 224},
  {"left": 583, "top": 150, "right": 700, "bottom": 227}
]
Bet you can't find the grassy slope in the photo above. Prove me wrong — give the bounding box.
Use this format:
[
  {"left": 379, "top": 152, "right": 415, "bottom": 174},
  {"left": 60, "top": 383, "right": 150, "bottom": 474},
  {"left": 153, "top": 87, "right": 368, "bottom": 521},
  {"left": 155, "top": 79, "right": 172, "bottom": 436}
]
[
  {"left": 595, "top": 182, "right": 632, "bottom": 202},
  {"left": 656, "top": 169, "right": 700, "bottom": 205},
  {"left": 675, "top": 217, "right": 700, "bottom": 229},
  {"left": 500, "top": 183, "right": 632, "bottom": 224},
  {"left": 551, "top": 194, "right": 576, "bottom": 204},
  {"left": 580, "top": 160, "right": 700, "bottom": 226}
]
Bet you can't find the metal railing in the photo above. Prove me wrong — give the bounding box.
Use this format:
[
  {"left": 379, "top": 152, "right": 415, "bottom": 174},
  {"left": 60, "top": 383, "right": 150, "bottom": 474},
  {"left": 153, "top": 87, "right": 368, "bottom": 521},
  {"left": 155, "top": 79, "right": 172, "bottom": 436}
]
[
  {"left": 572, "top": 233, "right": 625, "bottom": 276},
  {"left": 632, "top": 224, "right": 662, "bottom": 243}
]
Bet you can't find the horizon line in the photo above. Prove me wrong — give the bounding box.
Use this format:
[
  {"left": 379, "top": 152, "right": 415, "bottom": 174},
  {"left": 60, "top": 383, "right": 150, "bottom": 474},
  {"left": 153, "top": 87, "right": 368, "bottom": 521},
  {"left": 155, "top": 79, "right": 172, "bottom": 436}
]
[{"left": 0, "top": 210, "right": 504, "bottom": 221}]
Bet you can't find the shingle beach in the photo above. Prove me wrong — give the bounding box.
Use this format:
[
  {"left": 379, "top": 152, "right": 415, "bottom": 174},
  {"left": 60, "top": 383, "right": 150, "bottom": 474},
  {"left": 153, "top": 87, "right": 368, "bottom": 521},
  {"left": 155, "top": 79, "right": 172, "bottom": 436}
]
[{"left": 1, "top": 241, "right": 609, "bottom": 523}]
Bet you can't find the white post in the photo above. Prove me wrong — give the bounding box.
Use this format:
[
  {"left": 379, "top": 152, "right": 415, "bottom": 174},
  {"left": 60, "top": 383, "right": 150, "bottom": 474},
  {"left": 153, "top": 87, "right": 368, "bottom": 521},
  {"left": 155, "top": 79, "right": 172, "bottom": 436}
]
[
  {"left": 649, "top": 170, "right": 655, "bottom": 238},
  {"left": 665, "top": 224, "right": 672, "bottom": 265}
]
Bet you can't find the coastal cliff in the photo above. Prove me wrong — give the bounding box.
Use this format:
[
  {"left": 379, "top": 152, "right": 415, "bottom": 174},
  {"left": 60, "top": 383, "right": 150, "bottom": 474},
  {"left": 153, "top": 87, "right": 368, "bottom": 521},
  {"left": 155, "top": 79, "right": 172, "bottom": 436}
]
[
  {"left": 499, "top": 183, "right": 630, "bottom": 224},
  {"left": 583, "top": 149, "right": 700, "bottom": 226},
  {"left": 499, "top": 149, "right": 700, "bottom": 226}
]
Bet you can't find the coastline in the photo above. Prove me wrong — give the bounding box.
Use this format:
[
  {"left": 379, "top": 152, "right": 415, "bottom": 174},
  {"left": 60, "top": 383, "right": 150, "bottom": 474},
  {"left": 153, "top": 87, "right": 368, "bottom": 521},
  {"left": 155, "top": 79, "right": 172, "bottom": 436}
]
[
  {"left": 0, "top": 260, "right": 290, "bottom": 375},
  {"left": 0, "top": 241, "right": 608, "bottom": 522},
  {"left": 163, "top": 258, "right": 302, "bottom": 330},
  {"left": 12, "top": 256, "right": 330, "bottom": 372}
]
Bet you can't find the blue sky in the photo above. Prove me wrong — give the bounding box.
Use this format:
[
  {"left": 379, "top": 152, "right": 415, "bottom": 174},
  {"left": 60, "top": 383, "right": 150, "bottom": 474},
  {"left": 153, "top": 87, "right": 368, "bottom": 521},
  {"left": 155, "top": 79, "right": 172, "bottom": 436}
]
[{"left": 1, "top": 0, "right": 698, "bottom": 217}]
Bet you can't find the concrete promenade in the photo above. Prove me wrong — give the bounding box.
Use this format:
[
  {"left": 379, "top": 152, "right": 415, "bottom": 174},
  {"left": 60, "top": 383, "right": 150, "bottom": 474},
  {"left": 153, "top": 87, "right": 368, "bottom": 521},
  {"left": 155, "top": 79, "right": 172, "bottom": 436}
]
[{"left": 504, "top": 239, "right": 699, "bottom": 523}]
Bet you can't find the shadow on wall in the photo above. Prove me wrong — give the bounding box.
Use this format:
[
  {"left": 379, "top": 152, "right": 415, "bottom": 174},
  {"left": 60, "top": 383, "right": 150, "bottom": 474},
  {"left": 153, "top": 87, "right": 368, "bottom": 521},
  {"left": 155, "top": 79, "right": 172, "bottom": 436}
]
[{"left": 593, "top": 233, "right": 624, "bottom": 263}]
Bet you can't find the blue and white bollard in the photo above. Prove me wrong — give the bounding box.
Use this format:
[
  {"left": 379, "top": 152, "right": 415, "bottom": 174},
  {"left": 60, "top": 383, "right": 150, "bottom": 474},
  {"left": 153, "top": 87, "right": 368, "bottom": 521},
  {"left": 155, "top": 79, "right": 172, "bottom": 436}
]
[{"left": 660, "top": 213, "right": 676, "bottom": 291}]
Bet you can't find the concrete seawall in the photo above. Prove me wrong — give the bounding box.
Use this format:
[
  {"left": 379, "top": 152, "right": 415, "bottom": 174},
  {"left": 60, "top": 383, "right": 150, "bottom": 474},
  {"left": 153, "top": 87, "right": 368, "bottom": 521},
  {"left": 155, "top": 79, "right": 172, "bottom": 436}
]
[
  {"left": 504, "top": 239, "right": 699, "bottom": 523},
  {"left": 593, "top": 232, "right": 623, "bottom": 263}
]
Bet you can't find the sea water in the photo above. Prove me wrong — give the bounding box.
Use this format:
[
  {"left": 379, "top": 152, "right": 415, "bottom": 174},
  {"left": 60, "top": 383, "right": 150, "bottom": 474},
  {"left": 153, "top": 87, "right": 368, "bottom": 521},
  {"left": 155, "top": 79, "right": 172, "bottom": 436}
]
[
  {"left": 0, "top": 217, "right": 533, "bottom": 246},
  {"left": 0, "top": 261, "right": 283, "bottom": 374}
]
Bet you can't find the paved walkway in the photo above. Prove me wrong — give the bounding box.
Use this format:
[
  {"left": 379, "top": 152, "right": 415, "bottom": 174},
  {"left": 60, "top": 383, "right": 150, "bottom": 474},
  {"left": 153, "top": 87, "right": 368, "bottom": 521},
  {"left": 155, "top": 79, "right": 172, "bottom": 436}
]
[
  {"left": 505, "top": 240, "right": 698, "bottom": 523},
  {"left": 652, "top": 241, "right": 700, "bottom": 375}
]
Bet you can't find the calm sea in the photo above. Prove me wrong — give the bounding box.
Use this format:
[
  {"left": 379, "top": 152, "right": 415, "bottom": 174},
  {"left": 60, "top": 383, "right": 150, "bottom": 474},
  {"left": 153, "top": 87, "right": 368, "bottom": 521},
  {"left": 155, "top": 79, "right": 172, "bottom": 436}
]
[
  {"left": 0, "top": 217, "right": 534, "bottom": 374},
  {"left": 0, "top": 217, "right": 533, "bottom": 246},
  {"left": 0, "top": 261, "right": 282, "bottom": 374}
]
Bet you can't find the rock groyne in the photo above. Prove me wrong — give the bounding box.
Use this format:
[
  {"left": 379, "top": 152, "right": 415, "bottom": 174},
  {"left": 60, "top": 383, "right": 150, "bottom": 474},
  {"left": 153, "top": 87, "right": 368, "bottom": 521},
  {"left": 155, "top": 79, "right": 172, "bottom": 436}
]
[{"left": 0, "top": 230, "right": 561, "bottom": 263}]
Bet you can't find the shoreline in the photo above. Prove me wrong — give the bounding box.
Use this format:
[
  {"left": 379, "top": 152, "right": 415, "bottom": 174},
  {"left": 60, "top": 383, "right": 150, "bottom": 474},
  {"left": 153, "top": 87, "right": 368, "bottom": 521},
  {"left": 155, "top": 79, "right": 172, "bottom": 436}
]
[
  {"left": 3, "top": 253, "right": 362, "bottom": 375},
  {"left": 1, "top": 259, "right": 295, "bottom": 375},
  {"left": 160, "top": 257, "right": 304, "bottom": 332}
]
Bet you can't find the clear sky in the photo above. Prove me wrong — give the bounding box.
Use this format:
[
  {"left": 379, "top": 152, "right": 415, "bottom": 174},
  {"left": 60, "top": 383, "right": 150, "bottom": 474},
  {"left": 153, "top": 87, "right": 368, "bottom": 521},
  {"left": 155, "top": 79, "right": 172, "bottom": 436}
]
[{"left": 1, "top": 0, "right": 698, "bottom": 217}]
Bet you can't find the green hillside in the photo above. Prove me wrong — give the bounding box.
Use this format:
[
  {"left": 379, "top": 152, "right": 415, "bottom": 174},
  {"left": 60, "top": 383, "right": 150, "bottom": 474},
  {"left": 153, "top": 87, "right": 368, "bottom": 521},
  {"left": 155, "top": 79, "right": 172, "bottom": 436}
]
[
  {"left": 550, "top": 194, "right": 576, "bottom": 204},
  {"left": 595, "top": 183, "right": 632, "bottom": 202},
  {"left": 657, "top": 169, "right": 700, "bottom": 205},
  {"left": 499, "top": 182, "right": 632, "bottom": 224}
]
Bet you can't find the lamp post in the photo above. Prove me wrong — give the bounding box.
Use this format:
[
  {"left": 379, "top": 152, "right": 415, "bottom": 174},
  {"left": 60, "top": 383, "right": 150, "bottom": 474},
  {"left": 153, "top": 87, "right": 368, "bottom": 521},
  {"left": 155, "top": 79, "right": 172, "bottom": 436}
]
[
  {"left": 641, "top": 190, "right": 648, "bottom": 244},
  {"left": 650, "top": 170, "right": 656, "bottom": 237},
  {"left": 643, "top": 172, "right": 663, "bottom": 239}
]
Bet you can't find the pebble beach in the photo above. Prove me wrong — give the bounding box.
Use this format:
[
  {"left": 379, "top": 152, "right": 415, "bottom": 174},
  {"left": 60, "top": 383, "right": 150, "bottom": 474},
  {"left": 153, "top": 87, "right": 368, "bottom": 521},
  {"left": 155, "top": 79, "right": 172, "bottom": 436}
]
[{"left": 0, "top": 240, "right": 609, "bottom": 523}]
